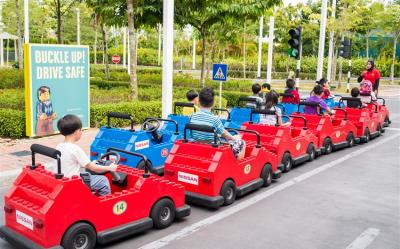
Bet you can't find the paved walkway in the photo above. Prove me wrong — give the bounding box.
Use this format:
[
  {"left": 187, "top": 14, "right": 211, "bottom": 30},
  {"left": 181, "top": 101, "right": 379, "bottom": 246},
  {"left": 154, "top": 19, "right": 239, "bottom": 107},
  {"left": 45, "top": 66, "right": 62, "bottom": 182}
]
[{"left": 0, "top": 128, "right": 99, "bottom": 186}]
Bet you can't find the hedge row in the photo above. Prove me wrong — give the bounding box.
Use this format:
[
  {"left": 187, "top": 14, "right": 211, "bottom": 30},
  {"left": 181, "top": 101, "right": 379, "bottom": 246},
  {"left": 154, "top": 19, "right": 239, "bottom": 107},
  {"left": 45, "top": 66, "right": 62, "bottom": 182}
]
[
  {"left": 1, "top": 93, "right": 230, "bottom": 138},
  {"left": 90, "top": 75, "right": 255, "bottom": 93},
  {"left": 90, "top": 101, "right": 162, "bottom": 128},
  {"left": 0, "top": 68, "right": 24, "bottom": 89},
  {"left": 0, "top": 109, "right": 25, "bottom": 138}
]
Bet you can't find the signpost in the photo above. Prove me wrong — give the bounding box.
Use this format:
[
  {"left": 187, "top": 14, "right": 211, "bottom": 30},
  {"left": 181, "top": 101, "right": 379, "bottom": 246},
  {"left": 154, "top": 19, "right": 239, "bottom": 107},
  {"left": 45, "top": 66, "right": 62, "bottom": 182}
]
[
  {"left": 112, "top": 54, "right": 120, "bottom": 64},
  {"left": 212, "top": 63, "right": 228, "bottom": 109},
  {"left": 24, "top": 44, "right": 90, "bottom": 137}
]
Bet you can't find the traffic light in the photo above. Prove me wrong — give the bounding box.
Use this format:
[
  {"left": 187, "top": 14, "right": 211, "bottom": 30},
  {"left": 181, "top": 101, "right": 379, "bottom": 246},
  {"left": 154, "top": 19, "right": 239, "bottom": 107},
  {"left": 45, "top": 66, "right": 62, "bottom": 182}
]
[
  {"left": 338, "top": 38, "right": 352, "bottom": 59},
  {"left": 288, "top": 27, "right": 302, "bottom": 60}
]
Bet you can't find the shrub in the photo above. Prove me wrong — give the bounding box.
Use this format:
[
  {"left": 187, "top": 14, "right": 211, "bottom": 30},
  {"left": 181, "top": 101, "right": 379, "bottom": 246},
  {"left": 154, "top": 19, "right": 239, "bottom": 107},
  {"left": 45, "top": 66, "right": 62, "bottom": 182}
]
[
  {"left": 0, "top": 89, "right": 25, "bottom": 110},
  {"left": 90, "top": 101, "right": 162, "bottom": 127},
  {"left": 0, "top": 68, "right": 24, "bottom": 89},
  {"left": 0, "top": 109, "right": 25, "bottom": 138}
]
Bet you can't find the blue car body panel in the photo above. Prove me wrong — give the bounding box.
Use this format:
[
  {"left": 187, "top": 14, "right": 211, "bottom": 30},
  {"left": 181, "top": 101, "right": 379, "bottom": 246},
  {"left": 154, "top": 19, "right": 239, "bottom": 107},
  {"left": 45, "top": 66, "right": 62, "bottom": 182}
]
[{"left": 90, "top": 114, "right": 191, "bottom": 172}]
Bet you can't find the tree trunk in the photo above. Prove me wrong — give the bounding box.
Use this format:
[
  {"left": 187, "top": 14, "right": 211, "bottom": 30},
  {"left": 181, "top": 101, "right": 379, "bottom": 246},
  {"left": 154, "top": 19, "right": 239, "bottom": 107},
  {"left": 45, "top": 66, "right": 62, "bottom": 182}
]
[
  {"left": 200, "top": 30, "right": 206, "bottom": 87},
  {"left": 243, "top": 21, "right": 246, "bottom": 79},
  {"left": 127, "top": 0, "right": 138, "bottom": 99},
  {"left": 332, "top": 44, "right": 338, "bottom": 84},
  {"left": 390, "top": 33, "right": 398, "bottom": 84},
  {"left": 366, "top": 33, "right": 369, "bottom": 58},
  {"left": 56, "top": 0, "right": 62, "bottom": 44},
  {"left": 15, "top": 0, "right": 23, "bottom": 68},
  {"left": 94, "top": 13, "right": 98, "bottom": 65},
  {"left": 101, "top": 23, "right": 110, "bottom": 80}
]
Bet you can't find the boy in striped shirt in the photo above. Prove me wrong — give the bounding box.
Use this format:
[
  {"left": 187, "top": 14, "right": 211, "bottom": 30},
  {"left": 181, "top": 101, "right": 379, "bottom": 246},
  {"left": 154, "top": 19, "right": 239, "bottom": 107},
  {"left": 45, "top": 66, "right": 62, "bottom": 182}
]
[{"left": 190, "top": 87, "right": 246, "bottom": 160}]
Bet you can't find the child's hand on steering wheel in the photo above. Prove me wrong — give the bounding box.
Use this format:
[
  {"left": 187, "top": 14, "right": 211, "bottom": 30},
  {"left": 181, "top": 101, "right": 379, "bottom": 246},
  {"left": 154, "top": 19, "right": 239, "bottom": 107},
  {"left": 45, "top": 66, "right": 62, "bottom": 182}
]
[{"left": 108, "top": 163, "right": 118, "bottom": 172}]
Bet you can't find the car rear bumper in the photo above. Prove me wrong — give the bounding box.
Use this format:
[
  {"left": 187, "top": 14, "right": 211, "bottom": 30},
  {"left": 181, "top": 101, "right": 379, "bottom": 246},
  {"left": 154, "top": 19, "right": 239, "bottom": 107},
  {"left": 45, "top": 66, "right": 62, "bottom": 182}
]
[
  {"left": 175, "top": 204, "right": 191, "bottom": 219},
  {"left": 185, "top": 191, "right": 224, "bottom": 209},
  {"left": 0, "top": 226, "right": 62, "bottom": 249}
]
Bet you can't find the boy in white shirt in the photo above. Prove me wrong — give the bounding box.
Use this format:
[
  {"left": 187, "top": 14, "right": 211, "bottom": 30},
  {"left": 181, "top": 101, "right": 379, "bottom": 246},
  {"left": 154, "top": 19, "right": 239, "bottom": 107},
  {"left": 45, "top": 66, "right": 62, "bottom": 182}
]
[{"left": 56, "top": 114, "right": 117, "bottom": 196}]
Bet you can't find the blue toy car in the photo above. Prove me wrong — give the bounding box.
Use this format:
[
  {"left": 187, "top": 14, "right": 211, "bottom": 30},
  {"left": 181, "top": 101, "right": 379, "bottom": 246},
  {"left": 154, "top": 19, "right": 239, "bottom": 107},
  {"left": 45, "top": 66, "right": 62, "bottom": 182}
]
[
  {"left": 162, "top": 102, "right": 195, "bottom": 134},
  {"left": 90, "top": 112, "right": 181, "bottom": 175},
  {"left": 215, "top": 97, "right": 260, "bottom": 128}
]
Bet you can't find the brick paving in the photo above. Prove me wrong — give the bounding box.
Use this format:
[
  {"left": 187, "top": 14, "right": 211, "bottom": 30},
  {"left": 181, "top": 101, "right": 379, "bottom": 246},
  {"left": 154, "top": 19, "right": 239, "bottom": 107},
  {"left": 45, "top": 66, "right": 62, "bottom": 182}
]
[{"left": 0, "top": 128, "right": 99, "bottom": 185}]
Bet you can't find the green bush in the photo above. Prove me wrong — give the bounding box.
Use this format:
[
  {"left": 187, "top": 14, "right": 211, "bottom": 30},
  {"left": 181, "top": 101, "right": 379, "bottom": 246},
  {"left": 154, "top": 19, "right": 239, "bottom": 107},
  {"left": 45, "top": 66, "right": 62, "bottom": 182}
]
[
  {"left": 90, "top": 101, "right": 162, "bottom": 127},
  {"left": 0, "top": 109, "right": 25, "bottom": 138},
  {"left": 0, "top": 89, "right": 24, "bottom": 110},
  {"left": 0, "top": 68, "right": 24, "bottom": 89}
]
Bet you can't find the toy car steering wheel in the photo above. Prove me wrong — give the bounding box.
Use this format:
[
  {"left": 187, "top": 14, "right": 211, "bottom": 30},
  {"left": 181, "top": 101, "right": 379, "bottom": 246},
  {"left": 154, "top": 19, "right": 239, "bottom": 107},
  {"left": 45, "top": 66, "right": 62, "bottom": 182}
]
[
  {"left": 97, "top": 152, "right": 121, "bottom": 182},
  {"left": 141, "top": 118, "right": 161, "bottom": 133}
]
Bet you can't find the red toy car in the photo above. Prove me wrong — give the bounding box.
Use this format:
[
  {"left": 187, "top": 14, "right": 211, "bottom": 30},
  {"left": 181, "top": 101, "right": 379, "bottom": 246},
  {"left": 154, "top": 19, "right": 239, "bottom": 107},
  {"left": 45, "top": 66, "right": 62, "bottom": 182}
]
[
  {"left": 338, "top": 97, "right": 383, "bottom": 142},
  {"left": 241, "top": 109, "right": 320, "bottom": 173},
  {"left": 291, "top": 102, "right": 360, "bottom": 154},
  {"left": 164, "top": 124, "right": 281, "bottom": 209},
  {"left": 0, "top": 145, "right": 190, "bottom": 249},
  {"left": 359, "top": 94, "right": 391, "bottom": 128}
]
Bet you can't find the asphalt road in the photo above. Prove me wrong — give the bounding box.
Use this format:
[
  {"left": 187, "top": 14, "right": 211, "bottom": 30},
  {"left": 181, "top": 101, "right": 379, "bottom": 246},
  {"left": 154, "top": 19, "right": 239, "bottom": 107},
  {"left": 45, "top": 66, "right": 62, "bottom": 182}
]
[{"left": 1, "top": 98, "right": 399, "bottom": 249}]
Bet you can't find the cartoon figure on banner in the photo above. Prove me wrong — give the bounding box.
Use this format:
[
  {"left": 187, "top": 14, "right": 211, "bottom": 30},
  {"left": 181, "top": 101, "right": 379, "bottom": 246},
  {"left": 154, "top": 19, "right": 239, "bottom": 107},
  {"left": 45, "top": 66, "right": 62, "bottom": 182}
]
[{"left": 36, "top": 86, "right": 57, "bottom": 136}]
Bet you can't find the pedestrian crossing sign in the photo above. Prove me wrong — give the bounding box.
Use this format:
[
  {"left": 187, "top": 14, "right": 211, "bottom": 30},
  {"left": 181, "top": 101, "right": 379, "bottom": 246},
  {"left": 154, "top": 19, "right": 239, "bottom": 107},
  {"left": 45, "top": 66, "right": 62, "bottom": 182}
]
[{"left": 212, "top": 63, "right": 228, "bottom": 81}]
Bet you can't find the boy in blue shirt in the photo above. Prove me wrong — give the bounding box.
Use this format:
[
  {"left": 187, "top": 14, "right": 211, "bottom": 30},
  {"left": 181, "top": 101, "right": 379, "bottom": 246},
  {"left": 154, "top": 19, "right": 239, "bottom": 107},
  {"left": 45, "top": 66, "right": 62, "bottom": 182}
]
[{"left": 190, "top": 87, "right": 246, "bottom": 160}]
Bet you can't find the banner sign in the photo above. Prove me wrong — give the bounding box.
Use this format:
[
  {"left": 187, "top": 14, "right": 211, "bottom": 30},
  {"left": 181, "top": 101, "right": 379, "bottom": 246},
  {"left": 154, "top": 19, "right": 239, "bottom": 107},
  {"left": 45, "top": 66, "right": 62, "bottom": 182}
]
[{"left": 24, "top": 44, "right": 90, "bottom": 137}]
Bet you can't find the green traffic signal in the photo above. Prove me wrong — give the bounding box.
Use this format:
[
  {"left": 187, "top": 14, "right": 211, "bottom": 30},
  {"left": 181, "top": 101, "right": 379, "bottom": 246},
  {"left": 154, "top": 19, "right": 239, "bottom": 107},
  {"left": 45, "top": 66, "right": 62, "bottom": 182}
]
[{"left": 288, "top": 48, "right": 299, "bottom": 58}]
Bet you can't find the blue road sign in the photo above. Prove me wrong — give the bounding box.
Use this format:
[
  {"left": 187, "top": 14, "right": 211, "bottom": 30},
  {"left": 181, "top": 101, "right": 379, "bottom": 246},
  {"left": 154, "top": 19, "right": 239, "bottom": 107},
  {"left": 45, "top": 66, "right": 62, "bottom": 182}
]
[{"left": 212, "top": 63, "right": 228, "bottom": 81}]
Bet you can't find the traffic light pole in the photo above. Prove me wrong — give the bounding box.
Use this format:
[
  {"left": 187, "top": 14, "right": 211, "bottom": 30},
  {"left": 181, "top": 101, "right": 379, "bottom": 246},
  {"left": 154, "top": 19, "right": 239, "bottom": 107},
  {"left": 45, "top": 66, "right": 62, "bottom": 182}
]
[
  {"left": 295, "top": 27, "right": 302, "bottom": 89},
  {"left": 347, "top": 59, "right": 351, "bottom": 93}
]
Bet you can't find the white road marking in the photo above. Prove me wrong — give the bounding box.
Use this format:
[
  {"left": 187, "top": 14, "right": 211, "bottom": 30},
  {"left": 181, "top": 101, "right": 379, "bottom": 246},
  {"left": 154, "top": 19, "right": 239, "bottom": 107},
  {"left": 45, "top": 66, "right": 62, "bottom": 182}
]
[
  {"left": 390, "top": 113, "right": 400, "bottom": 120},
  {"left": 138, "top": 133, "right": 400, "bottom": 249},
  {"left": 345, "top": 228, "right": 380, "bottom": 249},
  {"left": 385, "top": 127, "right": 400, "bottom": 132}
]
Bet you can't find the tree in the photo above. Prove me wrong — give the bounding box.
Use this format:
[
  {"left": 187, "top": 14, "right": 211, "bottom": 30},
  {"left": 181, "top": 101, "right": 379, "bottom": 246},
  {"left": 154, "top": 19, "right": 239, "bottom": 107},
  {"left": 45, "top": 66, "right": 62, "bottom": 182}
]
[
  {"left": 175, "top": 0, "right": 279, "bottom": 86},
  {"left": 45, "top": 0, "right": 78, "bottom": 43},
  {"left": 123, "top": 0, "right": 161, "bottom": 99},
  {"left": 377, "top": 3, "right": 400, "bottom": 84},
  {"left": 86, "top": 0, "right": 126, "bottom": 79},
  {"left": 15, "top": 0, "right": 23, "bottom": 68}
]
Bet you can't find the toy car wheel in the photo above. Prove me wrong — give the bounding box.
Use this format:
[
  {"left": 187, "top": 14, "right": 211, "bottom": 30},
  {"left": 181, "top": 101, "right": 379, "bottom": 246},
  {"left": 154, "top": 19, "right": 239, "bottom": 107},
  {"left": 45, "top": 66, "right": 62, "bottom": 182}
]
[
  {"left": 346, "top": 132, "right": 355, "bottom": 147},
  {"left": 281, "top": 152, "right": 293, "bottom": 173},
  {"left": 220, "top": 180, "right": 236, "bottom": 206},
  {"left": 377, "top": 124, "right": 382, "bottom": 137},
  {"left": 364, "top": 128, "right": 370, "bottom": 143},
  {"left": 137, "top": 159, "right": 153, "bottom": 172},
  {"left": 61, "top": 222, "right": 96, "bottom": 249},
  {"left": 307, "top": 144, "right": 316, "bottom": 162},
  {"left": 151, "top": 198, "right": 176, "bottom": 229},
  {"left": 384, "top": 116, "right": 390, "bottom": 126},
  {"left": 323, "top": 138, "right": 333, "bottom": 154},
  {"left": 260, "top": 164, "right": 273, "bottom": 187}
]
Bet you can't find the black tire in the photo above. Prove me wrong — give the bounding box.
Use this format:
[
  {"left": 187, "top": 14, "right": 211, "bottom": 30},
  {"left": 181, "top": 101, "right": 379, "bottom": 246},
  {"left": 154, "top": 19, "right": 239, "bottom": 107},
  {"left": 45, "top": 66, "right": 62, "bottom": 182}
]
[
  {"left": 137, "top": 160, "right": 153, "bottom": 171},
  {"left": 307, "top": 144, "right": 316, "bottom": 162},
  {"left": 260, "top": 164, "right": 273, "bottom": 187},
  {"left": 364, "top": 128, "right": 370, "bottom": 143},
  {"left": 346, "top": 132, "right": 355, "bottom": 147},
  {"left": 220, "top": 180, "right": 236, "bottom": 206},
  {"left": 376, "top": 124, "right": 382, "bottom": 137},
  {"left": 61, "top": 222, "right": 96, "bottom": 249},
  {"left": 281, "top": 152, "right": 293, "bottom": 173},
  {"left": 384, "top": 116, "right": 390, "bottom": 126},
  {"left": 150, "top": 198, "right": 175, "bottom": 229},
  {"left": 323, "top": 138, "right": 333, "bottom": 154}
]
